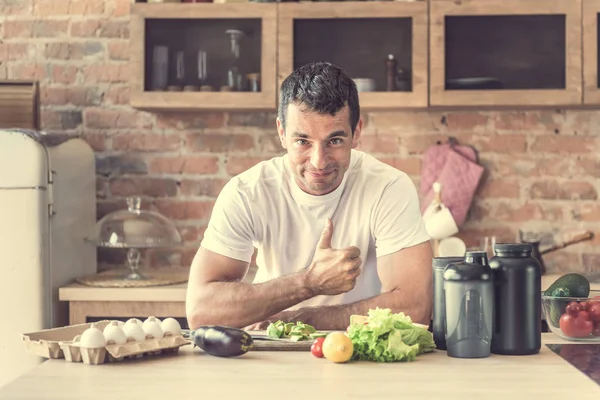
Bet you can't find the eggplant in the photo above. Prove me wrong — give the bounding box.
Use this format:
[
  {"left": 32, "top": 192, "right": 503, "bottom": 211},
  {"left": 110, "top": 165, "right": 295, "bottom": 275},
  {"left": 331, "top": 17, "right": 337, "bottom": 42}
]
[{"left": 193, "top": 325, "right": 254, "bottom": 357}]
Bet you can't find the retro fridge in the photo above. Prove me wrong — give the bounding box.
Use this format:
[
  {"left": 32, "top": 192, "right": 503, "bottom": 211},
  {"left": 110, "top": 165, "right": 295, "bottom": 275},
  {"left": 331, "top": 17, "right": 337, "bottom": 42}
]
[{"left": 0, "top": 129, "right": 97, "bottom": 387}]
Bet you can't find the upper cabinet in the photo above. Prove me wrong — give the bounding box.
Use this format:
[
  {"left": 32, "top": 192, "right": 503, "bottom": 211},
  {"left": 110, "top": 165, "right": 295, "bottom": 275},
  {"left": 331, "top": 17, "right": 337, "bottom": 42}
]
[
  {"left": 278, "top": 1, "right": 429, "bottom": 109},
  {"left": 583, "top": 0, "right": 600, "bottom": 104},
  {"left": 129, "top": 3, "right": 277, "bottom": 110},
  {"left": 429, "top": 0, "right": 582, "bottom": 107}
]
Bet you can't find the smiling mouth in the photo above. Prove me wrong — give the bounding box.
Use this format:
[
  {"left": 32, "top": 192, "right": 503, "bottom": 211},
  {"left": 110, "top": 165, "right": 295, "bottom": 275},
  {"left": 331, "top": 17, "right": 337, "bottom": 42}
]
[{"left": 308, "top": 170, "right": 333, "bottom": 178}]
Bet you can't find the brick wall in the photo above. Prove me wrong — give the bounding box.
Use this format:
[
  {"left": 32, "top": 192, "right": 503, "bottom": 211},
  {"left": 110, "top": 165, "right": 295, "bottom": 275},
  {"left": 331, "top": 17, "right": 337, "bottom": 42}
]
[{"left": 1, "top": 0, "right": 598, "bottom": 275}]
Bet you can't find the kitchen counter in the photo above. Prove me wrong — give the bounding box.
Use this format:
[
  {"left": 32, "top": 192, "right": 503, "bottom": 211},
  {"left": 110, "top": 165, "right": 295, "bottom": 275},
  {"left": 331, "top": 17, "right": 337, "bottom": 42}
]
[{"left": 0, "top": 333, "right": 598, "bottom": 399}]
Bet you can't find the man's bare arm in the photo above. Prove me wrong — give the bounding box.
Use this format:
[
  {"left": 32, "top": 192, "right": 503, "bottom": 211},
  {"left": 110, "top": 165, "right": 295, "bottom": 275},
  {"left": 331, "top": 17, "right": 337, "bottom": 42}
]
[
  {"left": 185, "top": 246, "right": 315, "bottom": 330},
  {"left": 251, "top": 241, "right": 433, "bottom": 330}
]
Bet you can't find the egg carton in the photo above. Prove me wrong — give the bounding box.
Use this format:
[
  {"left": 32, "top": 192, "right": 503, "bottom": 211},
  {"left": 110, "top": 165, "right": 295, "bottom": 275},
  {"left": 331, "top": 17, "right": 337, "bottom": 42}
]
[{"left": 21, "top": 320, "right": 190, "bottom": 365}]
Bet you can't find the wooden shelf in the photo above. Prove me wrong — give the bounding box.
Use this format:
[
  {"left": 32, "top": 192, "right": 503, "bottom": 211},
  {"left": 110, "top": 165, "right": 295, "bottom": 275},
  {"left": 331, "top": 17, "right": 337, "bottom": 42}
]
[
  {"left": 129, "top": 3, "right": 277, "bottom": 110},
  {"left": 278, "top": 1, "right": 428, "bottom": 109},
  {"left": 583, "top": 0, "right": 600, "bottom": 104},
  {"left": 429, "top": 0, "right": 582, "bottom": 107}
]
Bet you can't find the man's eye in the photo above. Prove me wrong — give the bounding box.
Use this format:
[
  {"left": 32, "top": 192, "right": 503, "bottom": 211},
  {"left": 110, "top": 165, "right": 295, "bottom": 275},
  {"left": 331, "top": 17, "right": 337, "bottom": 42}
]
[
  {"left": 330, "top": 138, "right": 343, "bottom": 145},
  {"left": 295, "top": 139, "right": 308, "bottom": 146}
]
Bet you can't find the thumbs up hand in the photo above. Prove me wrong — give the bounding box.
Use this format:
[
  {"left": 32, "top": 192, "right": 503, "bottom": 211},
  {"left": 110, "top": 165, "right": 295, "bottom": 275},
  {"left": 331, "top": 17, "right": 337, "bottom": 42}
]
[{"left": 305, "top": 218, "right": 362, "bottom": 296}]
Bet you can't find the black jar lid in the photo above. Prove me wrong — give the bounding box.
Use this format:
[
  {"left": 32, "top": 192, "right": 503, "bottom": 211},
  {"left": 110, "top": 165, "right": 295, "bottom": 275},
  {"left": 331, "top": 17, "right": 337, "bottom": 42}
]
[
  {"left": 432, "top": 256, "right": 464, "bottom": 270},
  {"left": 493, "top": 243, "right": 533, "bottom": 255},
  {"left": 443, "top": 262, "right": 493, "bottom": 282}
]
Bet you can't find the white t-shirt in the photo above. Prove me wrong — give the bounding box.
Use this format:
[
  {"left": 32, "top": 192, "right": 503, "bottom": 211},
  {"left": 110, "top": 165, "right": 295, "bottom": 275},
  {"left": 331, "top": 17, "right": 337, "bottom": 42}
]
[{"left": 200, "top": 149, "right": 430, "bottom": 310}]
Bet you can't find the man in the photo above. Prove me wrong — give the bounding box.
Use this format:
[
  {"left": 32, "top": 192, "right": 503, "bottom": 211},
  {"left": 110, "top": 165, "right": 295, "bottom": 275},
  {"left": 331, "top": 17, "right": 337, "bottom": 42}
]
[{"left": 186, "top": 62, "right": 432, "bottom": 331}]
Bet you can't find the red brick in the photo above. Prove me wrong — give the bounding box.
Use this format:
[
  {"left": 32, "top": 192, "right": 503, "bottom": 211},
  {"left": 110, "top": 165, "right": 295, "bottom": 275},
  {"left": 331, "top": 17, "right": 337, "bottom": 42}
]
[
  {"left": 493, "top": 111, "right": 560, "bottom": 131},
  {"left": 582, "top": 253, "right": 600, "bottom": 273},
  {"left": 369, "top": 111, "right": 444, "bottom": 132},
  {"left": 0, "top": 43, "right": 28, "bottom": 61},
  {"left": 358, "top": 135, "right": 400, "bottom": 154},
  {"left": 378, "top": 157, "right": 422, "bottom": 175},
  {"left": 444, "top": 112, "right": 491, "bottom": 131},
  {"left": 112, "top": 0, "right": 131, "bottom": 17},
  {"left": 226, "top": 156, "right": 269, "bottom": 176},
  {"left": 228, "top": 112, "right": 276, "bottom": 129},
  {"left": 104, "top": 86, "right": 130, "bottom": 105},
  {"left": 530, "top": 181, "right": 597, "bottom": 201},
  {"left": 32, "top": 21, "right": 68, "bottom": 37},
  {"left": 70, "top": 20, "right": 128, "bottom": 38},
  {"left": 108, "top": 41, "right": 129, "bottom": 61},
  {"left": 156, "top": 113, "right": 226, "bottom": 129},
  {"left": 110, "top": 177, "right": 178, "bottom": 198},
  {"left": 80, "top": 130, "right": 107, "bottom": 151},
  {"left": 531, "top": 136, "right": 597, "bottom": 153},
  {"left": 82, "top": 64, "right": 130, "bottom": 83},
  {"left": 112, "top": 133, "right": 181, "bottom": 152},
  {"left": 1, "top": 0, "right": 31, "bottom": 16},
  {"left": 40, "top": 110, "right": 82, "bottom": 130},
  {"left": 460, "top": 134, "right": 528, "bottom": 153},
  {"left": 41, "top": 87, "right": 102, "bottom": 107},
  {"left": 149, "top": 156, "right": 220, "bottom": 174},
  {"left": 187, "top": 133, "right": 254, "bottom": 152},
  {"left": 181, "top": 247, "right": 201, "bottom": 267},
  {"left": 4, "top": 21, "right": 33, "bottom": 37},
  {"left": 49, "top": 65, "right": 78, "bottom": 84},
  {"left": 35, "top": 0, "right": 104, "bottom": 16},
  {"left": 477, "top": 179, "right": 521, "bottom": 199},
  {"left": 45, "top": 42, "right": 103, "bottom": 60},
  {"left": 180, "top": 179, "right": 228, "bottom": 197},
  {"left": 572, "top": 158, "right": 600, "bottom": 177},
  {"left": 69, "top": 0, "right": 105, "bottom": 15},
  {"left": 154, "top": 200, "right": 215, "bottom": 220},
  {"left": 96, "top": 199, "right": 125, "bottom": 220},
  {"left": 9, "top": 63, "right": 46, "bottom": 80},
  {"left": 455, "top": 227, "right": 516, "bottom": 250},
  {"left": 84, "top": 108, "right": 153, "bottom": 129},
  {"left": 544, "top": 252, "right": 583, "bottom": 274},
  {"left": 482, "top": 202, "right": 563, "bottom": 223},
  {"left": 256, "top": 133, "right": 283, "bottom": 154},
  {"left": 572, "top": 204, "right": 600, "bottom": 222},
  {"left": 401, "top": 134, "right": 448, "bottom": 154}
]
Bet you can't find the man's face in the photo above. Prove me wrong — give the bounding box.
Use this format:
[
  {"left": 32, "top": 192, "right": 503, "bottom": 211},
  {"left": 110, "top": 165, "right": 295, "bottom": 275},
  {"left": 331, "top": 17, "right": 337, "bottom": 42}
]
[{"left": 276, "top": 103, "right": 362, "bottom": 196}]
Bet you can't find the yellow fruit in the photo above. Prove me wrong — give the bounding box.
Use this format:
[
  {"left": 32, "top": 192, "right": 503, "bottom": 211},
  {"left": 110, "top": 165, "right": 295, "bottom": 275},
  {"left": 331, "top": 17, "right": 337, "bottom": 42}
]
[{"left": 322, "top": 332, "right": 354, "bottom": 363}]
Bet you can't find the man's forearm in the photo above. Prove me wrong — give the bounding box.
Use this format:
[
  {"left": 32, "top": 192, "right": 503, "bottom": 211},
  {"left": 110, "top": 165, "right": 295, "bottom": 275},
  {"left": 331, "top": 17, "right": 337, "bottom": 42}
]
[
  {"left": 284, "top": 290, "right": 432, "bottom": 330},
  {"left": 187, "top": 272, "right": 314, "bottom": 330}
]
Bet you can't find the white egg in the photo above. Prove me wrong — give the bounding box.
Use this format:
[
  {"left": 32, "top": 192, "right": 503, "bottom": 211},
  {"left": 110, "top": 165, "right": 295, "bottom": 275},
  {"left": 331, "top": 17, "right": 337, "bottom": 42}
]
[
  {"left": 80, "top": 323, "right": 107, "bottom": 348},
  {"left": 123, "top": 319, "right": 146, "bottom": 342},
  {"left": 123, "top": 318, "right": 142, "bottom": 332},
  {"left": 160, "top": 317, "right": 182, "bottom": 336},
  {"left": 103, "top": 321, "right": 127, "bottom": 345},
  {"left": 142, "top": 317, "right": 164, "bottom": 339}
]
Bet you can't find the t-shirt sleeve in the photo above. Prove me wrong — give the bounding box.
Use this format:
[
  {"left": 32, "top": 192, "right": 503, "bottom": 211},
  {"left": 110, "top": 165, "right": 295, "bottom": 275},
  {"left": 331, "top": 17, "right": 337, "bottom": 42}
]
[
  {"left": 200, "top": 179, "right": 255, "bottom": 263},
  {"left": 372, "top": 174, "right": 431, "bottom": 258}
]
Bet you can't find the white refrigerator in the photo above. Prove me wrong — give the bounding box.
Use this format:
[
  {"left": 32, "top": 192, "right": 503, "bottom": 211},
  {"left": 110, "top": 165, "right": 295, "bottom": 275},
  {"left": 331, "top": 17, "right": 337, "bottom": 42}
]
[{"left": 0, "top": 129, "right": 97, "bottom": 387}]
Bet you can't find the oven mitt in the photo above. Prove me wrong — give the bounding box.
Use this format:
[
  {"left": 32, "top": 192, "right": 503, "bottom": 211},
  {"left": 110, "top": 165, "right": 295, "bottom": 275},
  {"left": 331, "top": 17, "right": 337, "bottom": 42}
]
[
  {"left": 421, "top": 149, "right": 484, "bottom": 227},
  {"left": 420, "top": 138, "right": 478, "bottom": 199}
]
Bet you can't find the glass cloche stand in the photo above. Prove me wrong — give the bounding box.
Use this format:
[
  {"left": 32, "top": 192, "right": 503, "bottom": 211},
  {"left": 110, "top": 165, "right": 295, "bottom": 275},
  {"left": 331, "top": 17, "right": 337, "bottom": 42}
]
[{"left": 88, "top": 197, "right": 182, "bottom": 281}]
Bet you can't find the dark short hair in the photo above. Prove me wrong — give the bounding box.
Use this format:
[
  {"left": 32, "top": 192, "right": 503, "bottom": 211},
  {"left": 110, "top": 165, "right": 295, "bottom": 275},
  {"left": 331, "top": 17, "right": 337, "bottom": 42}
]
[{"left": 278, "top": 61, "right": 360, "bottom": 134}]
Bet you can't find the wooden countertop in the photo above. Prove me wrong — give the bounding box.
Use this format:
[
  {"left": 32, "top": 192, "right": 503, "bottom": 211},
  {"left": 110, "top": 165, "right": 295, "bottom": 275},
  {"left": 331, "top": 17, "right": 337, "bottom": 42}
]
[
  {"left": 59, "top": 273, "right": 600, "bottom": 302},
  {"left": 1, "top": 333, "right": 598, "bottom": 399}
]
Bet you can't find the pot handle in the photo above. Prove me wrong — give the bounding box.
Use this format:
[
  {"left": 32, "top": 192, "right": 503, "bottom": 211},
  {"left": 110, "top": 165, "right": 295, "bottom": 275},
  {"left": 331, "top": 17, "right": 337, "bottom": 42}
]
[{"left": 540, "top": 231, "right": 594, "bottom": 255}]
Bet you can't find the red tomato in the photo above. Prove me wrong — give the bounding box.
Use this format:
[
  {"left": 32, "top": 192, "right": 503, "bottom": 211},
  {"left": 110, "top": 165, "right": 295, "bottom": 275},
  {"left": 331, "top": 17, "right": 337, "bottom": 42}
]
[
  {"left": 593, "top": 322, "right": 600, "bottom": 337},
  {"left": 560, "top": 313, "right": 594, "bottom": 338},
  {"left": 566, "top": 302, "right": 581, "bottom": 316},
  {"left": 311, "top": 338, "right": 325, "bottom": 358},
  {"left": 579, "top": 301, "right": 590, "bottom": 312},
  {"left": 588, "top": 303, "right": 600, "bottom": 322}
]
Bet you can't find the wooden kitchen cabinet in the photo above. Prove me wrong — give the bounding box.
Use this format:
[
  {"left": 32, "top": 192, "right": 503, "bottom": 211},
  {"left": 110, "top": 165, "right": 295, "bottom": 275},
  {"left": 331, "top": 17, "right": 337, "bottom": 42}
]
[
  {"left": 130, "top": 3, "right": 277, "bottom": 110},
  {"left": 429, "top": 0, "right": 582, "bottom": 107},
  {"left": 277, "top": 1, "right": 429, "bottom": 109},
  {"left": 583, "top": 0, "right": 600, "bottom": 104}
]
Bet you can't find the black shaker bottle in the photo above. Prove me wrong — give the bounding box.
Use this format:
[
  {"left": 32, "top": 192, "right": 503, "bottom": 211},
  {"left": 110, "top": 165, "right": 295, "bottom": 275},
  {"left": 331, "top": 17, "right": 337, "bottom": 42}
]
[
  {"left": 489, "top": 243, "right": 542, "bottom": 355},
  {"left": 432, "top": 257, "right": 464, "bottom": 350},
  {"left": 443, "top": 254, "right": 494, "bottom": 358}
]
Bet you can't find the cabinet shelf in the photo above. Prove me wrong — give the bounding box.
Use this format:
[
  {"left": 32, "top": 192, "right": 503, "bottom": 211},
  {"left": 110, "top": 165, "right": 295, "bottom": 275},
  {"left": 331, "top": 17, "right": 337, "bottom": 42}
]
[
  {"left": 278, "top": 1, "right": 428, "bottom": 109},
  {"left": 130, "top": 3, "right": 277, "bottom": 110},
  {"left": 429, "top": 0, "right": 582, "bottom": 107}
]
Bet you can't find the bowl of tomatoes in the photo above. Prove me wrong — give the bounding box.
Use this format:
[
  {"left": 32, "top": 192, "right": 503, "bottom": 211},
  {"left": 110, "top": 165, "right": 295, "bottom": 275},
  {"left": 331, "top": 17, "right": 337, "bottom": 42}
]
[{"left": 542, "top": 290, "right": 600, "bottom": 342}]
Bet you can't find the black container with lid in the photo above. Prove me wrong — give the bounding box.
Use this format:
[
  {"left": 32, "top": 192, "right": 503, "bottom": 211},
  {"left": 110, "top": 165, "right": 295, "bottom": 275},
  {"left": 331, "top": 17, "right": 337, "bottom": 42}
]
[
  {"left": 443, "top": 258, "right": 494, "bottom": 358},
  {"left": 489, "top": 243, "right": 542, "bottom": 355},
  {"left": 432, "top": 257, "right": 463, "bottom": 350}
]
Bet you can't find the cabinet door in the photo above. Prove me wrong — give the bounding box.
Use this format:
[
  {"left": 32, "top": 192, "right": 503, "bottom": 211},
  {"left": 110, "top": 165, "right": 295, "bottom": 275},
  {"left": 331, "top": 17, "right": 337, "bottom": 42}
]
[
  {"left": 130, "top": 3, "right": 277, "bottom": 110},
  {"left": 583, "top": 0, "right": 600, "bottom": 104},
  {"left": 430, "top": 0, "right": 582, "bottom": 107},
  {"left": 278, "top": 1, "right": 429, "bottom": 109}
]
